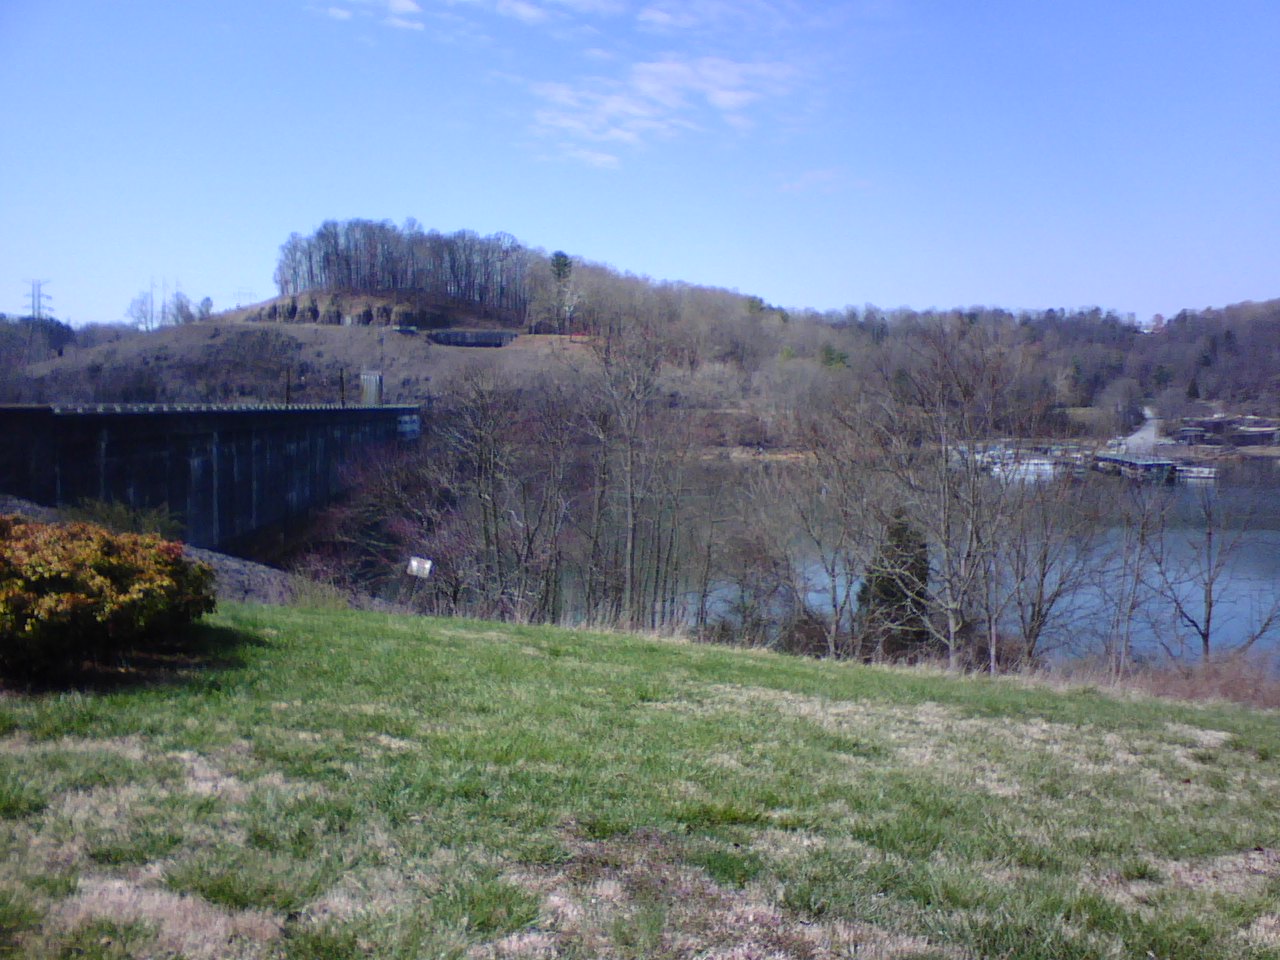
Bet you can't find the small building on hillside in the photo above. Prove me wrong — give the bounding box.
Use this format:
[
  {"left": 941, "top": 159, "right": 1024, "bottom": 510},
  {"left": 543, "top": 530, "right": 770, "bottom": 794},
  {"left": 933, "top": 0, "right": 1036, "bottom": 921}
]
[{"left": 427, "top": 330, "right": 518, "bottom": 348}]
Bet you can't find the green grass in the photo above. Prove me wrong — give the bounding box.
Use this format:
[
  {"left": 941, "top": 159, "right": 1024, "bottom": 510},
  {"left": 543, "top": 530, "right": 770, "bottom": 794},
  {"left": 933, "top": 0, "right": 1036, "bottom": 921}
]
[
  {"left": 0, "top": 773, "right": 46, "bottom": 821},
  {"left": 1, "top": 603, "right": 1279, "bottom": 958}
]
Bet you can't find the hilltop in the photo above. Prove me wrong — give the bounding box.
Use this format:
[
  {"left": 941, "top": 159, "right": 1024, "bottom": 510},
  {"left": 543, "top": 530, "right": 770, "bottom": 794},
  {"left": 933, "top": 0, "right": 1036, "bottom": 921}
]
[{"left": 1, "top": 603, "right": 1278, "bottom": 958}]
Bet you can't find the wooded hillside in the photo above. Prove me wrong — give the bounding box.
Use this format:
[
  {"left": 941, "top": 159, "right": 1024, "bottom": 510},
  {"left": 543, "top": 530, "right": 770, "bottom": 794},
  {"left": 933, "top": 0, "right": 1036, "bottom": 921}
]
[{"left": 7, "top": 219, "right": 1279, "bottom": 419}]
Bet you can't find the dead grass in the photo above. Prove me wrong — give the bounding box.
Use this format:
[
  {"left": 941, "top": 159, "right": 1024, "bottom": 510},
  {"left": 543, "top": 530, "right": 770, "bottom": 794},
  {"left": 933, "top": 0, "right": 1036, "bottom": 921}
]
[
  {"left": 1098, "top": 847, "right": 1280, "bottom": 906},
  {"left": 488, "top": 828, "right": 957, "bottom": 960},
  {"left": 303, "top": 865, "right": 429, "bottom": 924},
  {"left": 172, "top": 749, "right": 250, "bottom": 801},
  {"left": 1028, "top": 653, "right": 1280, "bottom": 710},
  {"left": 49, "top": 875, "right": 282, "bottom": 959},
  {"left": 1242, "top": 913, "right": 1280, "bottom": 947},
  {"left": 655, "top": 682, "right": 1279, "bottom": 831},
  {"left": 0, "top": 733, "right": 148, "bottom": 762}
]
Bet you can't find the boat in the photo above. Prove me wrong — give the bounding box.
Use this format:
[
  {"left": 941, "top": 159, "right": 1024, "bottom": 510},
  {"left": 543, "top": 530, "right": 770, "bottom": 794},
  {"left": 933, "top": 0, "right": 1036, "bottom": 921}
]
[
  {"left": 1176, "top": 463, "right": 1218, "bottom": 482},
  {"left": 990, "top": 457, "right": 1058, "bottom": 482}
]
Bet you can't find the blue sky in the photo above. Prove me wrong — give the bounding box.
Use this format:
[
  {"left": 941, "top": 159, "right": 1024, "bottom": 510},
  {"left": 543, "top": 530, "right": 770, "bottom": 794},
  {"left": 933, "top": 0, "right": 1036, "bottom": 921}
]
[{"left": 2, "top": 0, "right": 1278, "bottom": 326}]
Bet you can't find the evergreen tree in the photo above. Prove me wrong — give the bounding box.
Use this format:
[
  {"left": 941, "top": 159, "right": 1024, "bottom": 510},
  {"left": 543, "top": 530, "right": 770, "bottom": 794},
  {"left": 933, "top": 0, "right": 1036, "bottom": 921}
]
[
  {"left": 550, "top": 250, "right": 573, "bottom": 284},
  {"left": 856, "top": 509, "right": 932, "bottom": 660}
]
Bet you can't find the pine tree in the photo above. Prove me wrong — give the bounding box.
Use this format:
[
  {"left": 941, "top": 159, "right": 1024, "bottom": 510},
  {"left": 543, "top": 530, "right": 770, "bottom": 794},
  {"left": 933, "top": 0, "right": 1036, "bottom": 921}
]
[{"left": 856, "top": 509, "right": 932, "bottom": 660}]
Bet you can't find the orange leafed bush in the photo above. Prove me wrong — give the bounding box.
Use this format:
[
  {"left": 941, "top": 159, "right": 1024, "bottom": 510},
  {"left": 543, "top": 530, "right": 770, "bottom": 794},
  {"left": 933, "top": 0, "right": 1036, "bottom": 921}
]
[{"left": 0, "top": 514, "right": 216, "bottom": 678}]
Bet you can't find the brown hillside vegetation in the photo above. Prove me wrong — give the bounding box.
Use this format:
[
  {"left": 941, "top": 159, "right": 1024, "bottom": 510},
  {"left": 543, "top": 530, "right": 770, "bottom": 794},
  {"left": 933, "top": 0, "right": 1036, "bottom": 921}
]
[
  {"left": 19, "top": 316, "right": 592, "bottom": 407},
  {"left": 217, "top": 290, "right": 507, "bottom": 330}
]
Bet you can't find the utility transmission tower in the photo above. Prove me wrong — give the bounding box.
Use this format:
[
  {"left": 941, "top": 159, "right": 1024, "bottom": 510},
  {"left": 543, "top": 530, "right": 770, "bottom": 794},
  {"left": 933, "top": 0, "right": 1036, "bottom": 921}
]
[{"left": 26, "top": 280, "right": 52, "bottom": 320}]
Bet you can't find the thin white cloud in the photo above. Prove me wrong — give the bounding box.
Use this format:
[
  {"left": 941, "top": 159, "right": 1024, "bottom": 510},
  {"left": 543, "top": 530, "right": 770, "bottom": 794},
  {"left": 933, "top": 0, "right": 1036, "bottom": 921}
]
[
  {"left": 528, "top": 54, "right": 792, "bottom": 161},
  {"left": 781, "top": 168, "right": 842, "bottom": 193},
  {"left": 531, "top": 79, "right": 687, "bottom": 144},
  {"left": 546, "top": 0, "right": 627, "bottom": 13},
  {"left": 327, "top": 6, "right": 354, "bottom": 20},
  {"left": 566, "top": 146, "right": 621, "bottom": 167},
  {"left": 635, "top": 0, "right": 799, "bottom": 34},
  {"left": 496, "top": 0, "right": 549, "bottom": 23},
  {"left": 311, "top": 0, "right": 810, "bottom": 164},
  {"left": 635, "top": 6, "right": 696, "bottom": 29},
  {"left": 384, "top": 0, "right": 426, "bottom": 29},
  {"left": 633, "top": 56, "right": 791, "bottom": 114},
  {"left": 695, "top": 57, "right": 788, "bottom": 99}
]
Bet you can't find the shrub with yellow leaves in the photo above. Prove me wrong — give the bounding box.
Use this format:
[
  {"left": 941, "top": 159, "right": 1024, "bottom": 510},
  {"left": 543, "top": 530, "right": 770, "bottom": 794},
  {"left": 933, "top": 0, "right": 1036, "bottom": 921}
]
[{"left": 0, "top": 515, "right": 216, "bottom": 679}]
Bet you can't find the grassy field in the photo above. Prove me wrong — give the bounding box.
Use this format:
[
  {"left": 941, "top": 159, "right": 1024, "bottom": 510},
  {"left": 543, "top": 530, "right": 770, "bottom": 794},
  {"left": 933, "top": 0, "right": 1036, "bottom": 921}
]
[{"left": 2, "top": 604, "right": 1279, "bottom": 959}]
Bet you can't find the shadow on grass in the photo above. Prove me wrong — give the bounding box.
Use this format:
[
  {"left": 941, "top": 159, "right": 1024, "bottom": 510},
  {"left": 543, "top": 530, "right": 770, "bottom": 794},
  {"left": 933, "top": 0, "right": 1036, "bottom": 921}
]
[{"left": 1, "top": 622, "right": 269, "bottom": 695}]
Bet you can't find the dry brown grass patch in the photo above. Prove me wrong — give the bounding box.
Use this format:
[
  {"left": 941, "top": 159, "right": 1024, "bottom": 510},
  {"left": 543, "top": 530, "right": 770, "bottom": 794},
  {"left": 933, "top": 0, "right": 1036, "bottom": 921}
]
[
  {"left": 53, "top": 783, "right": 166, "bottom": 832},
  {"left": 1023, "top": 656, "right": 1280, "bottom": 710},
  {"left": 1241, "top": 913, "right": 1280, "bottom": 947},
  {"left": 304, "top": 866, "right": 430, "bottom": 923},
  {"left": 369, "top": 733, "right": 418, "bottom": 752},
  {"left": 47, "top": 875, "right": 282, "bottom": 960},
  {"left": 1099, "top": 847, "right": 1280, "bottom": 907},
  {"left": 1163, "top": 721, "right": 1233, "bottom": 749},
  {"left": 748, "top": 828, "right": 830, "bottom": 862},
  {"left": 2, "top": 824, "right": 84, "bottom": 876},
  {"left": 0, "top": 733, "right": 148, "bottom": 761},
  {"left": 488, "top": 828, "right": 954, "bottom": 960},
  {"left": 171, "top": 749, "right": 250, "bottom": 802},
  {"left": 689, "top": 685, "right": 1258, "bottom": 805},
  {"left": 1159, "top": 847, "right": 1280, "bottom": 894}
]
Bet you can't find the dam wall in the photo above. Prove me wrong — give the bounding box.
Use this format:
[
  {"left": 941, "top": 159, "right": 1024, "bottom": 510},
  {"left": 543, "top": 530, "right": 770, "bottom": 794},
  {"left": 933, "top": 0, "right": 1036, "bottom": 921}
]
[{"left": 0, "top": 404, "right": 420, "bottom": 548}]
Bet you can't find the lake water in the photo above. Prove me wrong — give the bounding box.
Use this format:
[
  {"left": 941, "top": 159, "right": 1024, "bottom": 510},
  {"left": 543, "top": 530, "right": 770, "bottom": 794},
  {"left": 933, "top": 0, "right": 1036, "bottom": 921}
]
[
  {"left": 764, "top": 459, "right": 1280, "bottom": 663},
  {"left": 1075, "top": 460, "right": 1280, "bottom": 661}
]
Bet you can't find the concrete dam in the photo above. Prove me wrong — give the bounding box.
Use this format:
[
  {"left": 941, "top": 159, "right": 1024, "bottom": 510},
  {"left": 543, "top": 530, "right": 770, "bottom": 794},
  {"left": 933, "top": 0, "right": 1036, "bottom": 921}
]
[{"left": 0, "top": 403, "right": 420, "bottom": 548}]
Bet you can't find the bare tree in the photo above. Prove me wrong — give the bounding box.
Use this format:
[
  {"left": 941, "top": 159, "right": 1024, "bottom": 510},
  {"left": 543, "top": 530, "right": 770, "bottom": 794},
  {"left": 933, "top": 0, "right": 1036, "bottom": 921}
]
[
  {"left": 837, "top": 315, "right": 1076, "bottom": 669},
  {"left": 997, "top": 477, "right": 1104, "bottom": 666},
  {"left": 761, "top": 407, "right": 886, "bottom": 658},
  {"left": 855, "top": 319, "right": 1018, "bottom": 665},
  {"left": 1144, "top": 485, "right": 1280, "bottom": 663},
  {"left": 127, "top": 290, "right": 157, "bottom": 331},
  {"left": 1090, "top": 484, "right": 1171, "bottom": 677},
  {"left": 585, "top": 304, "right": 666, "bottom": 626}
]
